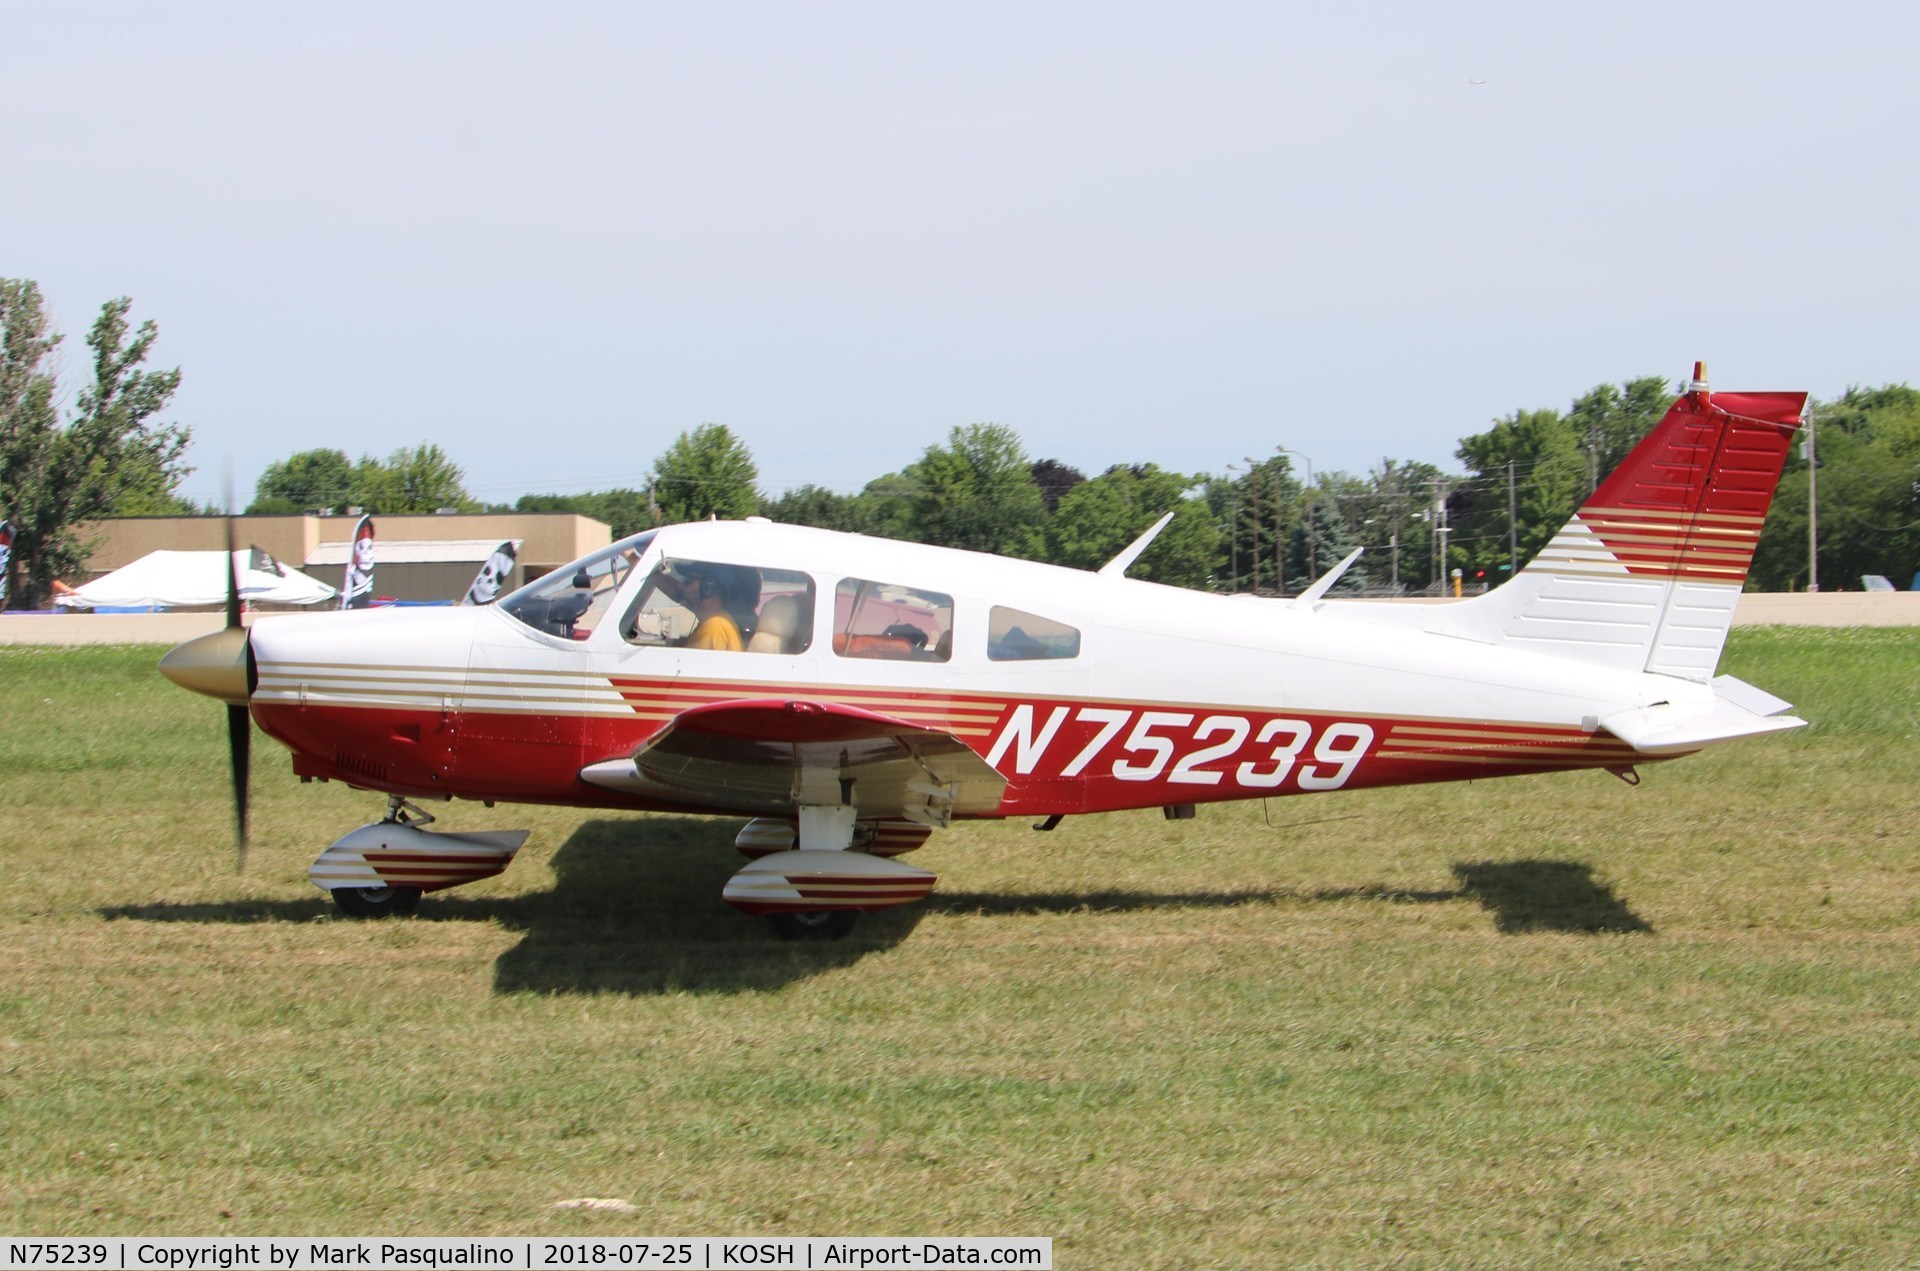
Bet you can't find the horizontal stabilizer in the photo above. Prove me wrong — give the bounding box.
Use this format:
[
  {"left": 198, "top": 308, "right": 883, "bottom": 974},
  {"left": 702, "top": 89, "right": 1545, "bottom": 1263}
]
[
  {"left": 1600, "top": 695, "right": 1806, "bottom": 756},
  {"left": 1710, "top": 673, "right": 1796, "bottom": 718}
]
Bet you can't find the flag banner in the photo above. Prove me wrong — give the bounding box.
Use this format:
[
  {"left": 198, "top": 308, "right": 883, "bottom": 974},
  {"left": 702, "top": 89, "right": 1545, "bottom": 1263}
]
[
  {"left": 343, "top": 515, "right": 376, "bottom": 609},
  {"left": 463, "top": 540, "right": 518, "bottom": 605},
  {"left": 0, "top": 518, "right": 12, "bottom": 606}
]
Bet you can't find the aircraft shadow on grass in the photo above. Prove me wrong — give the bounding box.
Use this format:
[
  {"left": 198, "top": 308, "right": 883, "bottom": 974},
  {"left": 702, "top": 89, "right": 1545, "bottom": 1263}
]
[
  {"left": 99, "top": 818, "right": 922, "bottom": 995},
  {"left": 931, "top": 858, "right": 1651, "bottom": 936},
  {"left": 101, "top": 818, "right": 1650, "bottom": 995}
]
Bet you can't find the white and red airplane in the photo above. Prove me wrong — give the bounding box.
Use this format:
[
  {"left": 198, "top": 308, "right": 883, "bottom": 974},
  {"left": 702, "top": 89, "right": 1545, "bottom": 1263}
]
[{"left": 162, "top": 367, "right": 1808, "bottom": 939}]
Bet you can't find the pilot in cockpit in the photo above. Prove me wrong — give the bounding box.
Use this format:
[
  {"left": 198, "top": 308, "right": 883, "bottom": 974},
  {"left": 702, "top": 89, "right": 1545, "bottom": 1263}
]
[{"left": 658, "top": 563, "right": 761, "bottom": 652}]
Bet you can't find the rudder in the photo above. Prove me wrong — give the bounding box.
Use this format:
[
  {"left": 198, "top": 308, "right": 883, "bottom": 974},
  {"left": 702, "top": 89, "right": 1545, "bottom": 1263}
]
[{"left": 1456, "top": 366, "right": 1806, "bottom": 680}]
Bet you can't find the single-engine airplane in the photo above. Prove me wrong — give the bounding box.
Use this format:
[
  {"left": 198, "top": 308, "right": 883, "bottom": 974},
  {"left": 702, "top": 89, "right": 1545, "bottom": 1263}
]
[{"left": 162, "top": 367, "right": 1808, "bottom": 939}]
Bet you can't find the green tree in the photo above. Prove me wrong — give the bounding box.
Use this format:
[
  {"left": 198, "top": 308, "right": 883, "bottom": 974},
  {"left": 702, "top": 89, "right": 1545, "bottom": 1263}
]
[
  {"left": 1030, "top": 458, "right": 1086, "bottom": 514},
  {"left": 377, "top": 443, "right": 479, "bottom": 513},
  {"left": 0, "top": 280, "right": 61, "bottom": 605},
  {"left": 762, "top": 484, "right": 869, "bottom": 533},
  {"left": 0, "top": 284, "right": 191, "bottom": 607},
  {"left": 899, "top": 424, "right": 1047, "bottom": 558},
  {"left": 1566, "top": 376, "right": 1675, "bottom": 492},
  {"left": 1752, "top": 385, "right": 1920, "bottom": 591},
  {"left": 516, "top": 488, "right": 656, "bottom": 538},
  {"left": 250, "top": 448, "right": 354, "bottom": 513},
  {"left": 848, "top": 473, "right": 919, "bottom": 541},
  {"left": 1050, "top": 464, "right": 1220, "bottom": 588},
  {"left": 74, "top": 298, "right": 193, "bottom": 516},
  {"left": 1340, "top": 457, "right": 1445, "bottom": 594},
  {"left": 652, "top": 423, "right": 759, "bottom": 523},
  {"left": 285, "top": 443, "right": 480, "bottom": 515},
  {"left": 1451, "top": 407, "right": 1584, "bottom": 583},
  {"left": 1288, "top": 489, "right": 1368, "bottom": 593},
  {"left": 1214, "top": 456, "right": 1303, "bottom": 594}
]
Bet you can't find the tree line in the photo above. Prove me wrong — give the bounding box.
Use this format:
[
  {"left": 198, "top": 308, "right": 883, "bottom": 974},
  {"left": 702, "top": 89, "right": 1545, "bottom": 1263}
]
[
  {"left": 1, "top": 280, "right": 192, "bottom": 608},
  {"left": 487, "top": 388, "right": 1920, "bottom": 598},
  {"left": 6, "top": 278, "right": 1916, "bottom": 608}
]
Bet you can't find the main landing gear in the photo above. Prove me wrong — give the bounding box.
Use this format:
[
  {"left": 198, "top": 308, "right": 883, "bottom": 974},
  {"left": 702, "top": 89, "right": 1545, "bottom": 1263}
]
[{"left": 723, "top": 806, "right": 941, "bottom": 942}]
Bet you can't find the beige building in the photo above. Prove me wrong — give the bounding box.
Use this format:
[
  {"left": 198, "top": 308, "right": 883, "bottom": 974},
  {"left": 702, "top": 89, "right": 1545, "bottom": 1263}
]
[{"left": 76, "top": 512, "right": 612, "bottom": 604}]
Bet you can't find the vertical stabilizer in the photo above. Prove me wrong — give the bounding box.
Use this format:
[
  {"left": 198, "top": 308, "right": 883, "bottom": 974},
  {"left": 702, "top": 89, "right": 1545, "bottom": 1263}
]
[{"left": 1448, "top": 368, "right": 1806, "bottom": 680}]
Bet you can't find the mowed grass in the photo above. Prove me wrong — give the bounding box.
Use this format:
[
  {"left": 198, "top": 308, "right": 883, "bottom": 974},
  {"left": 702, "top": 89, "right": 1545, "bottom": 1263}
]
[{"left": 2, "top": 630, "right": 1918, "bottom": 1265}]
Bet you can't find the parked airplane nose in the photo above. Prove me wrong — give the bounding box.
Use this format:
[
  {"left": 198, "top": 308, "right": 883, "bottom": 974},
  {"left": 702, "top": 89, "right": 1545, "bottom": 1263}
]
[{"left": 159, "top": 627, "right": 254, "bottom": 704}]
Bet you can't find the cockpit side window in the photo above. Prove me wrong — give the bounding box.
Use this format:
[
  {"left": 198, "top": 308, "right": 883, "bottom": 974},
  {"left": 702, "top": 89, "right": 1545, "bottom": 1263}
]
[
  {"left": 988, "top": 606, "right": 1080, "bottom": 660},
  {"left": 833, "top": 579, "right": 953, "bottom": 661},
  {"left": 623, "top": 559, "right": 815, "bottom": 654}
]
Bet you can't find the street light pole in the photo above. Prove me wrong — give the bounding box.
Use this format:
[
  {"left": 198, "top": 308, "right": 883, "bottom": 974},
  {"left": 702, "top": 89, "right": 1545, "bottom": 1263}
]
[
  {"left": 1276, "top": 446, "right": 1315, "bottom": 581},
  {"left": 1246, "top": 455, "right": 1282, "bottom": 595}
]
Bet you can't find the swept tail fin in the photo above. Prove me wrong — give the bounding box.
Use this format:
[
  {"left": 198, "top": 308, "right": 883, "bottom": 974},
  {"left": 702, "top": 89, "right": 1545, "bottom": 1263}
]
[{"left": 1440, "top": 367, "right": 1807, "bottom": 680}]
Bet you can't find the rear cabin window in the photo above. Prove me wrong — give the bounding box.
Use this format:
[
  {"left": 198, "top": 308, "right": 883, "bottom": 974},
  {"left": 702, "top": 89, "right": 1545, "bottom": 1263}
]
[
  {"left": 989, "top": 606, "right": 1081, "bottom": 660},
  {"left": 623, "top": 560, "right": 816, "bottom": 654},
  {"left": 833, "top": 579, "right": 952, "bottom": 661}
]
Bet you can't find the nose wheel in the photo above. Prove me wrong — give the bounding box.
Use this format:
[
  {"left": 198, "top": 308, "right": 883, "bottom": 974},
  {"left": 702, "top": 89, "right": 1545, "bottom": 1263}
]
[
  {"left": 767, "top": 910, "right": 859, "bottom": 941},
  {"left": 314, "top": 796, "right": 526, "bottom": 919},
  {"left": 331, "top": 883, "right": 422, "bottom": 918}
]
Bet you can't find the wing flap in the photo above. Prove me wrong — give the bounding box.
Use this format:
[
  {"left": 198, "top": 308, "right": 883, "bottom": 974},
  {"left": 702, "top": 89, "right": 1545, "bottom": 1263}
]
[{"left": 581, "top": 698, "right": 1007, "bottom": 820}]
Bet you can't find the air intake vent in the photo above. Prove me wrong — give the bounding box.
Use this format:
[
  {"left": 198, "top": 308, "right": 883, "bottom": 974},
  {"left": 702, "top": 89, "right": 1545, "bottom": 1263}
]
[{"left": 333, "top": 749, "right": 390, "bottom": 784}]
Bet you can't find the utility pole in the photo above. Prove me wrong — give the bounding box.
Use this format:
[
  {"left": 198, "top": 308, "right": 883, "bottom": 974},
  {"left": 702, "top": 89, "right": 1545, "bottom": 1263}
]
[
  {"left": 1587, "top": 417, "right": 1600, "bottom": 496},
  {"left": 1425, "top": 478, "right": 1450, "bottom": 595},
  {"left": 1229, "top": 502, "right": 1240, "bottom": 592},
  {"left": 1508, "top": 458, "right": 1518, "bottom": 576}
]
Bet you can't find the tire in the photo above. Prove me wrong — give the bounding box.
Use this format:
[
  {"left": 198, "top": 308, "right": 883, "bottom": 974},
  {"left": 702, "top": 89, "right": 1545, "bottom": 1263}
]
[
  {"left": 767, "top": 909, "right": 858, "bottom": 941},
  {"left": 331, "top": 884, "right": 422, "bottom": 918}
]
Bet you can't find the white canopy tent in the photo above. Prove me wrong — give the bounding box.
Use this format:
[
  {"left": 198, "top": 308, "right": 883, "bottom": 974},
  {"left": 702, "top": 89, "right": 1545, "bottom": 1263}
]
[{"left": 56, "top": 550, "right": 338, "bottom": 610}]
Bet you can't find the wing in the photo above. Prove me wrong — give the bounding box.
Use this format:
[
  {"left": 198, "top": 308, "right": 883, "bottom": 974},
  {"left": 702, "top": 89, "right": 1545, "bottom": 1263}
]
[{"left": 580, "top": 698, "right": 1007, "bottom": 824}]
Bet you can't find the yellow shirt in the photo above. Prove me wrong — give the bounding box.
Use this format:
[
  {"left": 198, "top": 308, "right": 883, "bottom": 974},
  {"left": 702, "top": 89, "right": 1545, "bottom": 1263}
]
[{"left": 686, "top": 613, "right": 743, "bottom": 651}]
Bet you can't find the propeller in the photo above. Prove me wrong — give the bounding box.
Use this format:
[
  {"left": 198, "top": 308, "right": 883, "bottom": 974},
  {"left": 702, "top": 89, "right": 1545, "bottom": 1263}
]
[
  {"left": 223, "top": 505, "right": 250, "bottom": 867},
  {"left": 156, "top": 494, "right": 259, "bottom": 869}
]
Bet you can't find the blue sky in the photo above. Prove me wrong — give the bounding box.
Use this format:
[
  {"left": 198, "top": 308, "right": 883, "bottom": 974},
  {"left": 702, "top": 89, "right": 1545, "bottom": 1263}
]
[{"left": 9, "top": 1, "right": 1914, "bottom": 509}]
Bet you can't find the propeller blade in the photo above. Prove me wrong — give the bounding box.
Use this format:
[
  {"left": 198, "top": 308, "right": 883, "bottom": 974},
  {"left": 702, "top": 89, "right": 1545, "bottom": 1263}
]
[
  {"left": 223, "top": 481, "right": 248, "bottom": 866},
  {"left": 224, "top": 506, "right": 241, "bottom": 631},
  {"left": 227, "top": 701, "right": 251, "bottom": 864}
]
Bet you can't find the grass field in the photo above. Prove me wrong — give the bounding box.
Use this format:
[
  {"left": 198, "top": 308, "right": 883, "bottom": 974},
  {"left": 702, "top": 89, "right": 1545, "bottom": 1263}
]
[{"left": 2, "top": 630, "right": 1917, "bottom": 1266}]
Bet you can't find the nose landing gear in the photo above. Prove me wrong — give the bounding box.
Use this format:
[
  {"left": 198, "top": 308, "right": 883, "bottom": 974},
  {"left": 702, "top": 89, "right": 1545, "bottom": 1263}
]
[{"left": 313, "top": 796, "right": 529, "bottom": 919}]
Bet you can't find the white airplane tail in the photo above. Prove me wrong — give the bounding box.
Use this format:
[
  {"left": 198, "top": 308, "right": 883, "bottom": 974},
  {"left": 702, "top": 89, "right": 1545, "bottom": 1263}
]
[{"left": 1359, "top": 368, "right": 1807, "bottom": 683}]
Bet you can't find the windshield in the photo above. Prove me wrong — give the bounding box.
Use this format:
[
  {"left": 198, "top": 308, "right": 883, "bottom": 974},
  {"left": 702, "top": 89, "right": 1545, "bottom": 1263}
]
[{"left": 499, "top": 530, "right": 657, "bottom": 640}]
